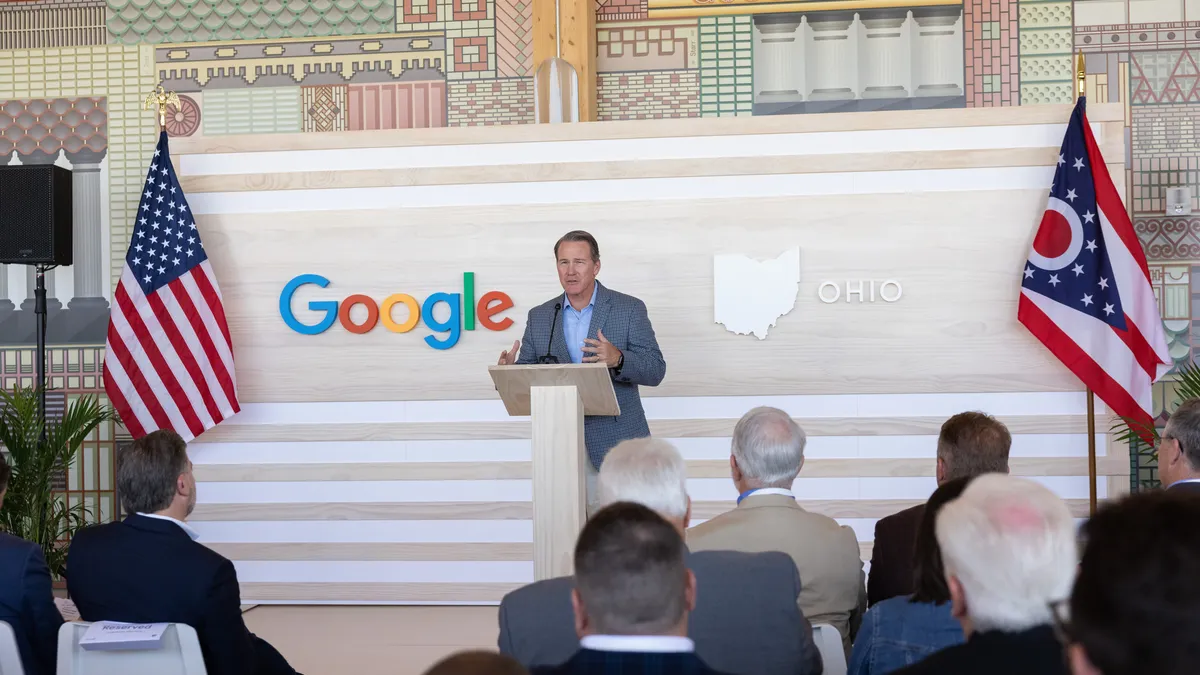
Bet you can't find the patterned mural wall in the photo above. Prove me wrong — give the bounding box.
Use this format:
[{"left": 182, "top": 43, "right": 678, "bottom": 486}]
[
  {"left": 1073, "top": 1, "right": 1200, "bottom": 489},
  {"left": 2, "top": 0, "right": 1200, "bottom": 510}
]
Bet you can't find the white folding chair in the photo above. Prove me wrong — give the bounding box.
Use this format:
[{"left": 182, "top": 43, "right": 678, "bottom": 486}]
[
  {"left": 0, "top": 621, "right": 26, "bottom": 675},
  {"left": 56, "top": 622, "right": 207, "bottom": 675},
  {"left": 811, "top": 623, "right": 847, "bottom": 675}
]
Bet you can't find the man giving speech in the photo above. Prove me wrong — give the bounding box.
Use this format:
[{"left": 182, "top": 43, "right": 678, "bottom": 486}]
[{"left": 497, "top": 231, "right": 666, "bottom": 505}]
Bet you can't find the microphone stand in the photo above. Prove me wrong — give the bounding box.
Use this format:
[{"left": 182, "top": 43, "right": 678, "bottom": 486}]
[{"left": 537, "top": 302, "right": 562, "bottom": 364}]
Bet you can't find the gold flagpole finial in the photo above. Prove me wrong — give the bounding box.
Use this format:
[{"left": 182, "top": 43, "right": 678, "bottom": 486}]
[
  {"left": 1076, "top": 52, "right": 1086, "bottom": 100},
  {"left": 144, "top": 85, "right": 181, "bottom": 131}
]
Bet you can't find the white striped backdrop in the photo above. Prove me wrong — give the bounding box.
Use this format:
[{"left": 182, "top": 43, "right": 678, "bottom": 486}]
[
  {"left": 188, "top": 391, "right": 1115, "bottom": 603},
  {"left": 173, "top": 104, "right": 1129, "bottom": 604}
]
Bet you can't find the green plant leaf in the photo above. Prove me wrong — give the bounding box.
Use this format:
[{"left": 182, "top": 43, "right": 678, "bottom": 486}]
[
  {"left": 1173, "top": 362, "right": 1200, "bottom": 405},
  {"left": 1109, "top": 361, "right": 1200, "bottom": 480},
  {"left": 1110, "top": 414, "right": 1158, "bottom": 447},
  {"left": 0, "top": 386, "right": 117, "bottom": 578}
]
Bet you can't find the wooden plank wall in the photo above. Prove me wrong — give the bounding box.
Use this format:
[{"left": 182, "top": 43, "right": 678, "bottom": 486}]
[{"left": 171, "top": 104, "right": 1128, "bottom": 603}]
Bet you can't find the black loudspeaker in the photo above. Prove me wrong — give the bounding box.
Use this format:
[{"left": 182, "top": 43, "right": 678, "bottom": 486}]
[{"left": 0, "top": 165, "right": 73, "bottom": 265}]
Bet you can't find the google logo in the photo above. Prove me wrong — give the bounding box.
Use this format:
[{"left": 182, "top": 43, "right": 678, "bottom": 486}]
[{"left": 279, "top": 273, "right": 514, "bottom": 350}]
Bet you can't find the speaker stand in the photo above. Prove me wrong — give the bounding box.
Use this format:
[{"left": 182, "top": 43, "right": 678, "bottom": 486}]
[{"left": 33, "top": 264, "right": 50, "bottom": 427}]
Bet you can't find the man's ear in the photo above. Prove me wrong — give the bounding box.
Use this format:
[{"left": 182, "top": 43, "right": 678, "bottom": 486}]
[
  {"left": 1068, "top": 643, "right": 1104, "bottom": 675},
  {"left": 684, "top": 570, "right": 697, "bottom": 613},
  {"left": 1162, "top": 439, "right": 1180, "bottom": 468},
  {"left": 948, "top": 574, "right": 968, "bottom": 621},
  {"left": 729, "top": 455, "right": 742, "bottom": 483},
  {"left": 936, "top": 457, "right": 947, "bottom": 484},
  {"left": 572, "top": 588, "right": 589, "bottom": 638},
  {"left": 683, "top": 496, "right": 692, "bottom": 530}
]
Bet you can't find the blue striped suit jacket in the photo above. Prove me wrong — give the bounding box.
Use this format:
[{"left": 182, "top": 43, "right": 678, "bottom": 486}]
[{"left": 516, "top": 281, "right": 666, "bottom": 468}]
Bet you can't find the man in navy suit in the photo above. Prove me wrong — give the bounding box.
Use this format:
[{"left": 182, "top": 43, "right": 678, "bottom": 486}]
[
  {"left": 497, "top": 231, "right": 666, "bottom": 507},
  {"left": 66, "top": 430, "right": 301, "bottom": 675},
  {"left": 869, "top": 412, "right": 1011, "bottom": 606},
  {"left": 0, "top": 455, "right": 63, "bottom": 675},
  {"left": 532, "top": 501, "right": 731, "bottom": 675},
  {"left": 499, "top": 438, "right": 821, "bottom": 675},
  {"left": 1157, "top": 398, "right": 1200, "bottom": 494}
]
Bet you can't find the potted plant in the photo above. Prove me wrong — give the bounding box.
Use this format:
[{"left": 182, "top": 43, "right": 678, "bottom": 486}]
[{"left": 0, "top": 386, "right": 117, "bottom": 577}]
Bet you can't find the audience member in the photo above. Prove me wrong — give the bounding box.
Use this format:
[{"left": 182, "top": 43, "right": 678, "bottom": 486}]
[
  {"left": 1063, "top": 490, "right": 1200, "bottom": 675},
  {"left": 687, "top": 406, "right": 864, "bottom": 645},
  {"left": 499, "top": 438, "right": 821, "bottom": 675},
  {"left": 891, "top": 474, "right": 1075, "bottom": 675},
  {"left": 1157, "top": 398, "right": 1200, "bottom": 493},
  {"left": 848, "top": 477, "right": 971, "bottom": 675},
  {"left": 66, "top": 430, "right": 302, "bottom": 675},
  {"left": 869, "top": 412, "right": 1010, "bottom": 606},
  {"left": 0, "top": 453, "right": 63, "bottom": 675},
  {"left": 530, "top": 502, "right": 731, "bottom": 675},
  {"left": 424, "top": 651, "right": 529, "bottom": 675}
]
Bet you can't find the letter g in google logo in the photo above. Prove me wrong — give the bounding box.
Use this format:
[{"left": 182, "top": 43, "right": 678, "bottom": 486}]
[{"left": 279, "top": 273, "right": 514, "bottom": 350}]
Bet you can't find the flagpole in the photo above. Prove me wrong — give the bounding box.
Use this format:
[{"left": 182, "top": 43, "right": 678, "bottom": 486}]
[
  {"left": 1074, "top": 51, "right": 1100, "bottom": 516},
  {"left": 1087, "top": 390, "right": 1097, "bottom": 515}
]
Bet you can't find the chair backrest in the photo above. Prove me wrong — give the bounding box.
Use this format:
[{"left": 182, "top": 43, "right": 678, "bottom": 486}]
[
  {"left": 811, "top": 623, "right": 847, "bottom": 675},
  {"left": 0, "top": 621, "right": 26, "bottom": 675},
  {"left": 56, "top": 622, "right": 207, "bottom": 675}
]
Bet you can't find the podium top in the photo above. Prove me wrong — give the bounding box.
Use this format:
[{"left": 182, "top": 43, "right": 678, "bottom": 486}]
[{"left": 489, "top": 363, "right": 620, "bottom": 417}]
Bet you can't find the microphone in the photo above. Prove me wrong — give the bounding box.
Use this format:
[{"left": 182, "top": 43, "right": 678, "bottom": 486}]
[{"left": 538, "top": 302, "right": 562, "bottom": 364}]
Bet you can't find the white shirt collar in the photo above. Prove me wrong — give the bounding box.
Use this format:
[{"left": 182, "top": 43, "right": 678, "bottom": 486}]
[
  {"left": 1171, "top": 478, "right": 1200, "bottom": 485},
  {"left": 580, "top": 635, "right": 694, "bottom": 654},
  {"left": 137, "top": 513, "right": 200, "bottom": 541},
  {"left": 745, "top": 488, "right": 794, "bottom": 498}
]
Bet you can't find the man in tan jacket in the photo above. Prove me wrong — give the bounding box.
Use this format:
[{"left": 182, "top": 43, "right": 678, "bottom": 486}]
[{"left": 687, "top": 406, "right": 866, "bottom": 647}]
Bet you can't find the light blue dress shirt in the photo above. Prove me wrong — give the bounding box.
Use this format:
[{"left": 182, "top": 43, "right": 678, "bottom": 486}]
[{"left": 563, "top": 284, "right": 598, "bottom": 364}]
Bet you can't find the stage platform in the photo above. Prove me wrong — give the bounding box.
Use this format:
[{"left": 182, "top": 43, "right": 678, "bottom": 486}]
[{"left": 243, "top": 606, "right": 499, "bottom": 675}]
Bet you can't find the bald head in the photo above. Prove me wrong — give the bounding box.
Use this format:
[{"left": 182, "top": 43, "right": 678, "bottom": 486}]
[{"left": 731, "top": 407, "right": 807, "bottom": 489}]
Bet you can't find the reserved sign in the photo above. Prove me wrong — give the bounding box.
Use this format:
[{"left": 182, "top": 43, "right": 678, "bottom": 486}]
[{"left": 79, "top": 622, "right": 169, "bottom": 651}]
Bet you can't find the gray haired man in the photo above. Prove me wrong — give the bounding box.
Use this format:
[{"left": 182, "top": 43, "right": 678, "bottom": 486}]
[
  {"left": 67, "top": 430, "right": 301, "bottom": 675},
  {"left": 498, "top": 437, "right": 822, "bottom": 675},
  {"left": 688, "top": 406, "right": 866, "bottom": 647},
  {"left": 1159, "top": 398, "right": 1200, "bottom": 494}
]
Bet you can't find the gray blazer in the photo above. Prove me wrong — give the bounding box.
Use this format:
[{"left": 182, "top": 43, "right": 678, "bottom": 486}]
[
  {"left": 498, "top": 549, "right": 824, "bottom": 675},
  {"left": 515, "top": 281, "right": 666, "bottom": 468}
]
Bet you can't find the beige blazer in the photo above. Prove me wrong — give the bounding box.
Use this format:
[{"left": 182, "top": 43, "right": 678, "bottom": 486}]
[{"left": 687, "top": 493, "right": 867, "bottom": 647}]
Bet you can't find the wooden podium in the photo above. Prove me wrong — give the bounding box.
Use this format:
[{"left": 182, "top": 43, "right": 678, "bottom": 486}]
[{"left": 489, "top": 363, "right": 620, "bottom": 580}]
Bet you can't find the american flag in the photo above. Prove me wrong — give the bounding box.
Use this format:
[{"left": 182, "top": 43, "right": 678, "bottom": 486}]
[
  {"left": 1018, "top": 97, "right": 1170, "bottom": 432},
  {"left": 103, "top": 131, "right": 240, "bottom": 441}
]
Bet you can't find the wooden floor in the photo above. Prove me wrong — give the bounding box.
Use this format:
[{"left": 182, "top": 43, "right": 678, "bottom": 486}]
[{"left": 242, "top": 606, "right": 501, "bottom": 675}]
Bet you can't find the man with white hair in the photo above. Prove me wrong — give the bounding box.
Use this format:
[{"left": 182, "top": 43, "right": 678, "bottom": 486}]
[
  {"left": 498, "top": 437, "right": 822, "bottom": 675},
  {"left": 687, "top": 406, "right": 865, "bottom": 645},
  {"left": 892, "top": 474, "right": 1075, "bottom": 675}
]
